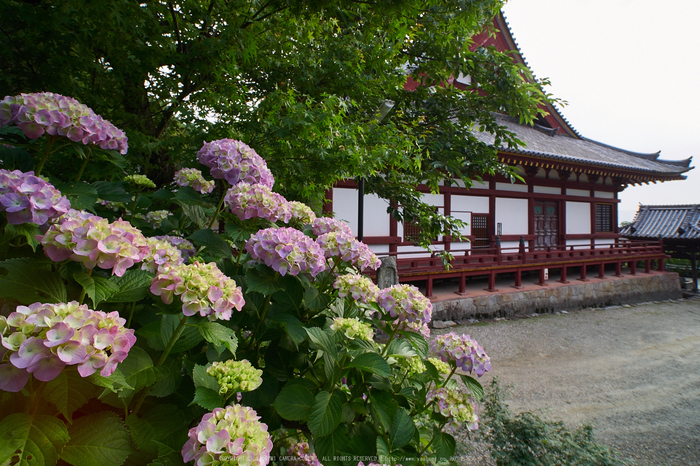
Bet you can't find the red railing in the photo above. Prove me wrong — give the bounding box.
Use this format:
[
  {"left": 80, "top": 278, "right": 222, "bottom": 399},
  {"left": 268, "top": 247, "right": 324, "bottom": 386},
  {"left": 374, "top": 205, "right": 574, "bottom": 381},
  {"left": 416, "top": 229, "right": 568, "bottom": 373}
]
[{"left": 377, "top": 239, "right": 667, "bottom": 297}]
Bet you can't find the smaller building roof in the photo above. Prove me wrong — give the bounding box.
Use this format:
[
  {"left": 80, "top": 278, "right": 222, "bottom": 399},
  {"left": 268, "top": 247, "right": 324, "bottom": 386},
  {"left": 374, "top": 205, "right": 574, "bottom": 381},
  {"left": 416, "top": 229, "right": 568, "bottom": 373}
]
[{"left": 620, "top": 204, "right": 700, "bottom": 239}]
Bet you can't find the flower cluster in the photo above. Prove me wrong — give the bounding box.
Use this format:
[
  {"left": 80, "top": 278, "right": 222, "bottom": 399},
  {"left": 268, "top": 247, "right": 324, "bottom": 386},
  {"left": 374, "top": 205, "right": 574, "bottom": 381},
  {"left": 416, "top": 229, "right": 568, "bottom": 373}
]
[
  {"left": 181, "top": 404, "right": 273, "bottom": 466},
  {"left": 154, "top": 235, "right": 196, "bottom": 260},
  {"left": 124, "top": 174, "right": 156, "bottom": 189},
  {"left": 207, "top": 359, "right": 263, "bottom": 395},
  {"left": 224, "top": 183, "right": 291, "bottom": 223},
  {"left": 311, "top": 217, "right": 353, "bottom": 236},
  {"left": 287, "top": 442, "right": 322, "bottom": 466},
  {"left": 0, "top": 302, "right": 135, "bottom": 392},
  {"left": 330, "top": 317, "right": 374, "bottom": 341},
  {"left": 145, "top": 210, "right": 172, "bottom": 228},
  {"left": 0, "top": 92, "right": 128, "bottom": 153},
  {"left": 142, "top": 237, "right": 184, "bottom": 273},
  {"left": 245, "top": 227, "right": 326, "bottom": 277},
  {"left": 427, "top": 357, "right": 451, "bottom": 375},
  {"left": 287, "top": 201, "right": 316, "bottom": 225},
  {"left": 334, "top": 274, "right": 380, "bottom": 303},
  {"left": 38, "top": 210, "right": 149, "bottom": 276},
  {"left": 427, "top": 386, "right": 479, "bottom": 430},
  {"left": 0, "top": 169, "right": 70, "bottom": 225},
  {"left": 197, "top": 139, "right": 274, "bottom": 188},
  {"left": 431, "top": 333, "right": 491, "bottom": 377},
  {"left": 399, "top": 355, "right": 426, "bottom": 376},
  {"left": 377, "top": 284, "right": 432, "bottom": 337},
  {"left": 173, "top": 167, "right": 215, "bottom": 194},
  {"left": 316, "top": 232, "right": 381, "bottom": 271},
  {"left": 150, "top": 261, "right": 244, "bottom": 320}
]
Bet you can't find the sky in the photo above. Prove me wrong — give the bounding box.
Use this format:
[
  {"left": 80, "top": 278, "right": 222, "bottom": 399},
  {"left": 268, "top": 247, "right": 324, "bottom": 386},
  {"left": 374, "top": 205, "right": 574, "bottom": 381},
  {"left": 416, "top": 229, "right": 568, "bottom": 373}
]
[{"left": 501, "top": 0, "right": 700, "bottom": 223}]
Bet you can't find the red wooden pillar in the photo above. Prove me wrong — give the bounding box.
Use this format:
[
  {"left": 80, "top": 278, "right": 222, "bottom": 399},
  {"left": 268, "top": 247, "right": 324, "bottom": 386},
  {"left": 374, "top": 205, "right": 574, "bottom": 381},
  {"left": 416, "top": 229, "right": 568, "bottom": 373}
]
[
  {"left": 513, "top": 269, "right": 522, "bottom": 289},
  {"left": 598, "top": 262, "right": 605, "bottom": 278},
  {"left": 457, "top": 273, "right": 467, "bottom": 295},
  {"left": 560, "top": 265, "right": 569, "bottom": 283},
  {"left": 426, "top": 276, "right": 434, "bottom": 298},
  {"left": 630, "top": 261, "right": 637, "bottom": 275},
  {"left": 485, "top": 270, "right": 497, "bottom": 292},
  {"left": 658, "top": 258, "right": 665, "bottom": 271},
  {"left": 615, "top": 261, "right": 622, "bottom": 276},
  {"left": 645, "top": 259, "right": 651, "bottom": 273},
  {"left": 538, "top": 268, "right": 547, "bottom": 286},
  {"left": 579, "top": 264, "right": 588, "bottom": 281}
]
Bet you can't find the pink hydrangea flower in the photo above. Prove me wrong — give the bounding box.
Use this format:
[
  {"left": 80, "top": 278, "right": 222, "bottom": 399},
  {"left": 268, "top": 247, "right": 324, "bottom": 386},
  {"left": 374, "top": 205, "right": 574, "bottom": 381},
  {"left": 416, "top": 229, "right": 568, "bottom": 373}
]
[
  {"left": 224, "top": 183, "right": 292, "bottom": 223},
  {"left": 197, "top": 139, "right": 274, "bottom": 188},
  {"left": 286, "top": 201, "right": 316, "bottom": 225},
  {"left": 37, "top": 210, "right": 150, "bottom": 276},
  {"left": 150, "top": 261, "right": 244, "bottom": 320},
  {"left": 153, "top": 235, "right": 196, "bottom": 260},
  {"left": 0, "top": 302, "right": 136, "bottom": 392},
  {"left": 142, "top": 237, "right": 185, "bottom": 273},
  {"left": 334, "top": 274, "right": 380, "bottom": 303},
  {"left": 0, "top": 169, "right": 70, "bottom": 225},
  {"left": 173, "top": 167, "right": 215, "bottom": 194},
  {"left": 377, "top": 284, "right": 432, "bottom": 337},
  {"left": 181, "top": 404, "right": 273, "bottom": 466},
  {"left": 311, "top": 217, "right": 353, "bottom": 236},
  {"left": 245, "top": 227, "right": 326, "bottom": 277},
  {"left": 288, "top": 441, "right": 322, "bottom": 466},
  {"left": 432, "top": 332, "right": 491, "bottom": 376},
  {"left": 316, "top": 232, "right": 382, "bottom": 271},
  {"left": 427, "top": 386, "right": 479, "bottom": 430},
  {"left": 0, "top": 92, "right": 128, "bottom": 154}
]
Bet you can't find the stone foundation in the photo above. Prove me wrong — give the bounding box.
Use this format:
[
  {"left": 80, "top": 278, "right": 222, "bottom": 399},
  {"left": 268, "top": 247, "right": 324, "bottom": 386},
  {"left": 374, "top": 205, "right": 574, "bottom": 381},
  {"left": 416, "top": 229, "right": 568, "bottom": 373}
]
[{"left": 432, "top": 272, "right": 682, "bottom": 321}]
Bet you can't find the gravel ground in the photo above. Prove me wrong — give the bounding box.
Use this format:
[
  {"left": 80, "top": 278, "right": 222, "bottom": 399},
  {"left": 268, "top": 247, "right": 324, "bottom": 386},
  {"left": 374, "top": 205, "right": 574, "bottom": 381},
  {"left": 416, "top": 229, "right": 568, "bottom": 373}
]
[{"left": 433, "top": 297, "right": 700, "bottom": 465}]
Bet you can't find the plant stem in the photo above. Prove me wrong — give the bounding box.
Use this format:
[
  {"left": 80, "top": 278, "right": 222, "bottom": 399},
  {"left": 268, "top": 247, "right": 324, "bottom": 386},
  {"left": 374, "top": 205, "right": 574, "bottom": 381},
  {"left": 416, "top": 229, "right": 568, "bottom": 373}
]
[
  {"left": 126, "top": 301, "right": 136, "bottom": 328},
  {"left": 74, "top": 150, "right": 91, "bottom": 182},
  {"left": 34, "top": 137, "right": 56, "bottom": 175},
  {"left": 207, "top": 182, "right": 228, "bottom": 229}
]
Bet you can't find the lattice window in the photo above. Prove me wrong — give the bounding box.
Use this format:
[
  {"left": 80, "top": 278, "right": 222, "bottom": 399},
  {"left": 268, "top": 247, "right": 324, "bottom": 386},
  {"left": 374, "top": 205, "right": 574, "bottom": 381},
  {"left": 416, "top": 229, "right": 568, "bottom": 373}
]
[
  {"left": 596, "top": 204, "right": 613, "bottom": 232},
  {"left": 403, "top": 208, "right": 439, "bottom": 243}
]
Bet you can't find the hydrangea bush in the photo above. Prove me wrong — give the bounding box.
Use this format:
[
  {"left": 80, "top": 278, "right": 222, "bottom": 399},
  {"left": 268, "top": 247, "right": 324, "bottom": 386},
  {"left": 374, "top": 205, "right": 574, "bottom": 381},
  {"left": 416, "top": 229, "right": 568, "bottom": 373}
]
[{"left": 0, "top": 101, "right": 491, "bottom": 466}]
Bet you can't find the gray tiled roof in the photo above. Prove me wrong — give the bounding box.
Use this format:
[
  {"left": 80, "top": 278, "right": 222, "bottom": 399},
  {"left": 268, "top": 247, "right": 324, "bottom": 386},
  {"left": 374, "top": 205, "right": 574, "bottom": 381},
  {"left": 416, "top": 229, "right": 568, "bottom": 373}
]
[
  {"left": 620, "top": 205, "right": 700, "bottom": 239},
  {"left": 476, "top": 114, "right": 692, "bottom": 177}
]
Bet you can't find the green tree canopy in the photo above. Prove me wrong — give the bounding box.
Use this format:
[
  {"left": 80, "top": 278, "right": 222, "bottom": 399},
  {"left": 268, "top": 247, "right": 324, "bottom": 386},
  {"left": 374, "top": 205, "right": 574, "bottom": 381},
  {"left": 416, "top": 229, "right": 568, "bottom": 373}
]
[{"left": 0, "top": 0, "right": 549, "bottom": 246}]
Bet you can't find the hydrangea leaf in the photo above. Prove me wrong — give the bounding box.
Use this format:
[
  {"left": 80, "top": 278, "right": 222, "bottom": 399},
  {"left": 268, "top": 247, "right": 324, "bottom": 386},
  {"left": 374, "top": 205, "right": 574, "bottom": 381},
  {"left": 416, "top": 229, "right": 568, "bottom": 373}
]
[
  {"left": 72, "top": 274, "right": 119, "bottom": 307},
  {"left": 431, "top": 430, "right": 456, "bottom": 461},
  {"left": 268, "top": 313, "right": 307, "bottom": 346},
  {"left": 4, "top": 223, "right": 40, "bottom": 251},
  {"left": 116, "top": 346, "right": 164, "bottom": 395},
  {"left": 0, "top": 258, "right": 67, "bottom": 304},
  {"left": 192, "top": 364, "right": 220, "bottom": 392},
  {"left": 45, "top": 370, "right": 99, "bottom": 422},
  {"left": 0, "top": 413, "right": 69, "bottom": 466},
  {"left": 347, "top": 352, "right": 391, "bottom": 378},
  {"left": 389, "top": 407, "right": 415, "bottom": 449},
  {"left": 314, "top": 424, "right": 350, "bottom": 466},
  {"left": 385, "top": 338, "right": 418, "bottom": 358},
  {"left": 305, "top": 327, "right": 338, "bottom": 361},
  {"left": 174, "top": 186, "right": 208, "bottom": 206},
  {"left": 304, "top": 284, "right": 332, "bottom": 312},
  {"left": 245, "top": 265, "right": 281, "bottom": 295},
  {"left": 188, "top": 228, "right": 233, "bottom": 261},
  {"left": 180, "top": 204, "right": 207, "bottom": 229},
  {"left": 105, "top": 269, "right": 153, "bottom": 303},
  {"left": 147, "top": 360, "right": 183, "bottom": 398},
  {"left": 191, "top": 386, "right": 224, "bottom": 410},
  {"left": 135, "top": 320, "right": 165, "bottom": 351},
  {"left": 125, "top": 404, "right": 187, "bottom": 453},
  {"left": 460, "top": 374, "right": 485, "bottom": 401},
  {"left": 53, "top": 181, "right": 98, "bottom": 211},
  {"left": 198, "top": 321, "right": 238, "bottom": 355},
  {"left": 161, "top": 314, "right": 203, "bottom": 354},
  {"left": 398, "top": 329, "right": 429, "bottom": 358},
  {"left": 60, "top": 412, "right": 134, "bottom": 466},
  {"left": 87, "top": 366, "right": 134, "bottom": 394},
  {"left": 273, "top": 382, "right": 316, "bottom": 421},
  {"left": 308, "top": 390, "right": 344, "bottom": 438},
  {"left": 368, "top": 390, "right": 398, "bottom": 434},
  {"left": 92, "top": 181, "right": 131, "bottom": 203}
]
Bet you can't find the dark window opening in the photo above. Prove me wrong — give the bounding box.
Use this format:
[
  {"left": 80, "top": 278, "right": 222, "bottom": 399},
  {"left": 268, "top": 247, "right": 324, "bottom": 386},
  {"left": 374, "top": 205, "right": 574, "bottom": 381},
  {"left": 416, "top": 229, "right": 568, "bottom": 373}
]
[{"left": 596, "top": 204, "right": 613, "bottom": 232}]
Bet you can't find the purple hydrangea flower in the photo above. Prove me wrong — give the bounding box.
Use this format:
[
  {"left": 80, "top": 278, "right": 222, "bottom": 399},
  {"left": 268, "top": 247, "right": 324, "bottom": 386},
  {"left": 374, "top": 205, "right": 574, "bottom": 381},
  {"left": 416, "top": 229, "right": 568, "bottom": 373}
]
[
  {"left": 377, "top": 284, "right": 432, "bottom": 337},
  {"left": 37, "top": 210, "right": 150, "bottom": 276},
  {"left": 0, "top": 302, "right": 136, "bottom": 392},
  {"left": 427, "top": 386, "right": 479, "bottom": 431},
  {"left": 334, "top": 274, "right": 380, "bottom": 303},
  {"left": 141, "top": 237, "right": 185, "bottom": 273},
  {"left": 153, "top": 235, "right": 196, "bottom": 260},
  {"left": 287, "top": 201, "right": 316, "bottom": 225},
  {"left": 0, "top": 169, "right": 70, "bottom": 225},
  {"left": 150, "top": 261, "right": 245, "bottom": 320},
  {"left": 311, "top": 217, "right": 353, "bottom": 236},
  {"left": 173, "top": 167, "right": 215, "bottom": 194},
  {"left": 316, "top": 232, "right": 382, "bottom": 271},
  {"left": 245, "top": 227, "right": 326, "bottom": 277},
  {"left": 432, "top": 332, "right": 491, "bottom": 376},
  {"left": 224, "top": 183, "right": 292, "bottom": 223},
  {"left": 288, "top": 441, "right": 322, "bottom": 466},
  {"left": 0, "top": 92, "right": 128, "bottom": 154},
  {"left": 197, "top": 139, "right": 274, "bottom": 188},
  {"left": 181, "top": 404, "right": 273, "bottom": 465}
]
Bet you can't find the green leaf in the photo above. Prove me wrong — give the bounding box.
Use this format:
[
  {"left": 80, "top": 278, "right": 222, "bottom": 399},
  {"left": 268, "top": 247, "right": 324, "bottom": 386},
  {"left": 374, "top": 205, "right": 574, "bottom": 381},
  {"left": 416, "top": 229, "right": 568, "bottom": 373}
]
[
  {"left": 188, "top": 229, "right": 233, "bottom": 260},
  {"left": 273, "top": 383, "right": 316, "bottom": 421},
  {"left": 385, "top": 339, "right": 417, "bottom": 358},
  {"left": 198, "top": 321, "right": 238, "bottom": 355},
  {"left": 304, "top": 285, "right": 331, "bottom": 312},
  {"left": 0, "top": 413, "right": 69, "bottom": 466},
  {"left": 398, "top": 330, "right": 429, "bottom": 358},
  {"left": 135, "top": 320, "right": 165, "bottom": 351},
  {"left": 269, "top": 313, "right": 307, "bottom": 346},
  {"left": 347, "top": 352, "right": 391, "bottom": 378},
  {"left": 4, "top": 223, "right": 40, "bottom": 251},
  {"left": 0, "top": 258, "right": 67, "bottom": 304},
  {"left": 147, "top": 360, "right": 183, "bottom": 398},
  {"left": 105, "top": 269, "right": 153, "bottom": 303},
  {"left": 193, "top": 364, "right": 220, "bottom": 392},
  {"left": 161, "top": 314, "right": 202, "bottom": 354},
  {"left": 125, "top": 405, "right": 187, "bottom": 454},
  {"left": 181, "top": 204, "right": 208, "bottom": 229},
  {"left": 431, "top": 430, "right": 456, "bottom": 461},
  {"left": 60, "top": 412, "right": 134, "bottom": 466},
  {"left": 174, "top": 186, "right": 208, "bottom": 206},
  {"left": 389, "top": 408, "right": 415, "bottom": 449},
  {"left": 87, "top": 366, "right": 134, "bottom": 393},
  {"left": 460, "top": 374, "right": 485, "bottom": 401},
  {"left": 191, "top": 387, "right": 224, "bottom": 410},
  {"left": 92, "top": 181, "right": 132, "bottom": 203},
  {"left": 308, "top": 391, "right": 344, "bottom": 438},
  {"left": 305, "top": 327, "right": 338, "bottom": 361},
  {"left": 54, "top": 181, "right": 99, "bottom": 211},
  {"left": 44, "top": 370, "right": 98, "bottom": 422},
  {"left": 91, "top": 276, "right": 120, "bottom": 306},
  {"left": 118, "top": 346, "right": 164, "bottom": 394},
  {"left": 314, "top": 425, "right": 349, "bottom": 466},
  {"left": 245, "top": 265, "right": 280, "bottom": 295},
  {"left": 369, "top": 390, "right": 398, "bottom": 434}
]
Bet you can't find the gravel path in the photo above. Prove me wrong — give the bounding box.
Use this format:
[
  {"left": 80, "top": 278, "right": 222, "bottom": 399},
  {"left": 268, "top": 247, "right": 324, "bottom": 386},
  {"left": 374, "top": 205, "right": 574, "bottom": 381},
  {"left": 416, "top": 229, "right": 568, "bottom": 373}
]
[{"left": 434, "top": 297, "right": 700, "bottom": 465}]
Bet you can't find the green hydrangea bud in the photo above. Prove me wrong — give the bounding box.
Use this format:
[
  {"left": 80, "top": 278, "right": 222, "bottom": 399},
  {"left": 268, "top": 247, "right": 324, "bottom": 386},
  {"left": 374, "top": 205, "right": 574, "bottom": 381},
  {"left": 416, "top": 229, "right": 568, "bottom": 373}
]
[
  {"left": 427, "top": 357, "right": 451, "bottom": 375},
  {"left": 399, "top": 355, "right": 426, "bottom": 376},
  {"left": 124, "top": 174, "right": 156, "bottom": 189},
  {"left": 206, "top": 359, "right": 263, "bottom": 395},
  {"left": 330, "top": 317, "right": 374, "bottom": 341}
]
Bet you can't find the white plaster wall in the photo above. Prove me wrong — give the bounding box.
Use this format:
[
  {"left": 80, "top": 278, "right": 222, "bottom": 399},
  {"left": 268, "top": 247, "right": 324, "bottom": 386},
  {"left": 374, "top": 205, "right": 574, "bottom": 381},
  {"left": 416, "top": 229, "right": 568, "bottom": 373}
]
[
  {"left": 451, "top": 241, "right": 471, "bottom": 251},
  {"left": 470, "top": 181, "right": 489, "bottom": 189},
  {"left": 566, "top": 201, "right": 591, "bottom": 234},
  {"left": 595, "top": 191, "right": 615, "bottom": 199},
  {"left": 533, "top": 186, "right": 561, "bottom": 195},
  {"left": 566, "top": 239, "right": 591, "bottom": 247},
  {"left": 421, "top": 193, "right": 443, "bottom": 207},
  {"left": 450, "top": 211, "right": 471, "bottom": 236},
  {"left": 595, "top": 239, "right": 615, "bottom": 246},
  {"left": 452, "top": 195, "right": 488, "bottom": 213},
  {"left": 499, "top": 240, "right": 520, "bottom": 251},
  {"left": 332, "top": 188, "right": 390, "bottom": 237},
  {"left": 369, "top": 244, "right": 390, "bottom": 254},
  {"left": 568, "top": 189, "right": 589, "bottom": 197},
  {"left": 495, "top": 182, "right": 528, "bottom": 193},
  {"left": 495, "top": 198, "right": 528, "bottom": 235}
]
